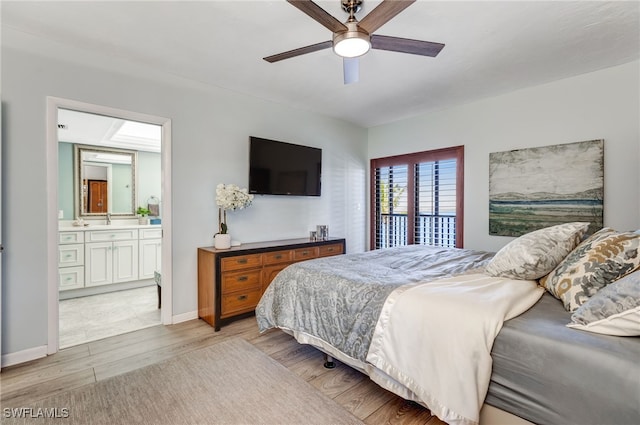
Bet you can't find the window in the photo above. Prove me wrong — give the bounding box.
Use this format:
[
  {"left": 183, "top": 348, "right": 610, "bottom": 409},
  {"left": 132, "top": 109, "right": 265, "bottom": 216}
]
[{"left": 370, "top": 146, "right": 464, "bottom": 250}]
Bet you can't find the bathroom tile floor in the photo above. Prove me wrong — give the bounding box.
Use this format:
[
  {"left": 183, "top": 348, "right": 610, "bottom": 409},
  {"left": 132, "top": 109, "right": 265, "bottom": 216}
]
[{"left": 59, "top": 285, "right": 161, "bottom": 349}]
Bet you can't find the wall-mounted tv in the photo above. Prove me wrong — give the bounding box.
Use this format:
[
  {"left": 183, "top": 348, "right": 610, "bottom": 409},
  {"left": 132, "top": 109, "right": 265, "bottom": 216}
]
[{"left": 249, "top": 137, "right": 322, "bottom": 196}]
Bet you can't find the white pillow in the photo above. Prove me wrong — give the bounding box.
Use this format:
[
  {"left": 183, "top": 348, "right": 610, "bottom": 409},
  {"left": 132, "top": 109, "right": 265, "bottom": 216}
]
[{"left": 485, "top": 222, "right": 589, "bottom": 280}]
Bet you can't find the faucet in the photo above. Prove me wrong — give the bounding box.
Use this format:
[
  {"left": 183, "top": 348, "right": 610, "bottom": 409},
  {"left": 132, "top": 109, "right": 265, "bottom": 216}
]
[{"left": 106, "top": 212, "right": 111, "bottom": 225}]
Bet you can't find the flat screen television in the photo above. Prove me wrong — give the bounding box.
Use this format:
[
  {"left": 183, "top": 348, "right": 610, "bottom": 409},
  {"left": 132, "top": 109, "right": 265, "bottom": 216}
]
[{"left": 249, "top": 137, "right": 322, "bottom": 196}]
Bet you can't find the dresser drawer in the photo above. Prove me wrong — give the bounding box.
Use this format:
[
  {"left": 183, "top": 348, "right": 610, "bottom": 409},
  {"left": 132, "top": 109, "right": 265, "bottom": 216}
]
[
  {"left": 221, "top": 270, "right": 262, "bottom": 293},
  {"left": 221, "top": 288, "right": 262, "bottom": 317},
  {"left": 58, "top": 244, "right": 84, "bottom": 267},
  {"left": 221, "top": 254, "right": 262, "bottom": 271},
  {"left": 263, "top": 250, "right": 293, "bottom": 265},
  {"left": 59, "top": 231, "right": 85, "bottom": 244},
  {"left": 319, "top": 243, "right": 344, "bottom": 257},
  {"left": 293, "top": 247, "right": 319, "bottom": 261},
  {"left": 59, "top": 266, "right": 85, "bottom": 290},
  {"left": 86, "top": 229, "right": 138, "bottom": 242}
]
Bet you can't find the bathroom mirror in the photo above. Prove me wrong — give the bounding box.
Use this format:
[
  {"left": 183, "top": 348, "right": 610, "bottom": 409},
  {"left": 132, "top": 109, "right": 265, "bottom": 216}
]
[{"left": 74, "top": 144, "right": 137, "bottom": 218}]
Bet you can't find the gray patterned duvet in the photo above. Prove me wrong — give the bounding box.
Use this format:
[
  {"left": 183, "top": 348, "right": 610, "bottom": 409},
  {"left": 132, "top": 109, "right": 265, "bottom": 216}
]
[
  {"left": 256, "top": 244, "right": 492, "bottom": 362},
  {"left": 256, "top": 244, "right": 640, "bottom": 425}
]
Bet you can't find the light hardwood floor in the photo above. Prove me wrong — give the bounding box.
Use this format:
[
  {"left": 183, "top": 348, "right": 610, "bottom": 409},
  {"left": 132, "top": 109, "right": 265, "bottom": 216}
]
[{"left": 1, "top": 317, "right": 445, "bottom": 425}]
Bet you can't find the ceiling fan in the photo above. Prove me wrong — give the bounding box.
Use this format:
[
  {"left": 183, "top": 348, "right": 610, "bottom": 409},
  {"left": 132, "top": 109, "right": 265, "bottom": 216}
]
[{"left": 263, "top": 0, "right": 445, "bottom": 84}]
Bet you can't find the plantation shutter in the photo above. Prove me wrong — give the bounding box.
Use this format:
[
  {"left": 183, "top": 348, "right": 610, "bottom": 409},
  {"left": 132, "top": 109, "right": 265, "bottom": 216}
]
[
  {"left": 371, "top": 146, "right": 464, "bottom": 250},
  {"left": 414, "top": 158, "right": 458, "bottom": 247},
  {"left": 374, "top": 164, "right": 409, "bottom": 248}
]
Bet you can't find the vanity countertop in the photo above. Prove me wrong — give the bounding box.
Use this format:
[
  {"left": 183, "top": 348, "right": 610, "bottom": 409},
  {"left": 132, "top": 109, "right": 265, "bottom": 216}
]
[{"left": 59, "top": 223, "right": 162, "bottom": 232}]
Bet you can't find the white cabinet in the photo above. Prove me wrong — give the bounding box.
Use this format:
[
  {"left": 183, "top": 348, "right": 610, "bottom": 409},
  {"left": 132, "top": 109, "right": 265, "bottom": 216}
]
[
  {"left": 85, "top": 228, "right": 138, "bottom": 243},
  {"left": 113, "top": 240, "right": 139, "bottom": 283},
  {"left": 58, "top": 231, "right": 85, "bottom": 291},
  {"left": 139, "top": 228, "right": 162, "bottom": 280},
  {"left": 59, "top": 266, "right": 85, "bottom": 291},
  {"left": 58, "top": 244, "right": 84, "bottom": 268},
  {"left": 59, "top": 231, "right": 84, "bottom": 245},
  {"left": 58, "top": 226, "right": 160, "bottom": 293},
  {"left": 85, "top": 242, "right": 112, "bottom": 286},
  {"left": 139, "top": 239, "right": 162, "bottom": 279},
  {"left": 85, "top": 230, "right": 139, "bottom": 287}
]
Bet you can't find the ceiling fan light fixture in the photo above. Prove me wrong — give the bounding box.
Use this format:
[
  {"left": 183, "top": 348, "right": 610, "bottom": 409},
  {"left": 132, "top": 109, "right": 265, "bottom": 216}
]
[{"left": 333, "top": 22, "right": 371, "bottom": 58}]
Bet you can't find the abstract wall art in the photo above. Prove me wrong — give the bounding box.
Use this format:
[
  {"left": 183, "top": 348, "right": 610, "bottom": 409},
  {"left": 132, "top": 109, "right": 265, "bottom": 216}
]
[{"left": 489, "top": 139, "right": 604, "bottom": 237}]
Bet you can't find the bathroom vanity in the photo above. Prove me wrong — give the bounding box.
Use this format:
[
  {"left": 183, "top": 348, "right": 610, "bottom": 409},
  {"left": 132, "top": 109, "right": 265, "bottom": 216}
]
[{"left": 58, "top": 223, "right": 162, "bottom": 298}]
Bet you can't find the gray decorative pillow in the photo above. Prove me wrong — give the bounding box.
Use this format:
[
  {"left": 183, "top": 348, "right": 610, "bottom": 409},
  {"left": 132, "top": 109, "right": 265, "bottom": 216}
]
[
  {"left": 485, "top": 222, "right": 589, "bottom": 280},
  {"left": 567, "top": 270, "right": 640, "bottom": 336}
]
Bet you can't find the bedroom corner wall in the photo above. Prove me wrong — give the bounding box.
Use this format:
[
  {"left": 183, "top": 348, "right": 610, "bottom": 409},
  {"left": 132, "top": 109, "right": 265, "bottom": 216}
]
[
  {"left": 368, "top": 60, "right": 640, "bottom": 252},
  {"left": 0, "top": 28, "right": 368, "bottom": 358}
]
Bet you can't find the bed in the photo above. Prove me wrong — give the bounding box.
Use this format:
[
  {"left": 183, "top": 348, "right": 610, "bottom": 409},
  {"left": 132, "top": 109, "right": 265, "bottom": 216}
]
[{"left": 256, "top": 224, "right": 640, "bottom": 425}]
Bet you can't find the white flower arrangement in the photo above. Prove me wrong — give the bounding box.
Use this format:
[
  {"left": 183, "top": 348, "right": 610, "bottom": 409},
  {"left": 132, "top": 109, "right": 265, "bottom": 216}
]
[
  {"left": 216, "top": 183, "right": 254, "bottom": 210},
  {"left": 215, "top": 183, "right": 254, "bottom": 234}
]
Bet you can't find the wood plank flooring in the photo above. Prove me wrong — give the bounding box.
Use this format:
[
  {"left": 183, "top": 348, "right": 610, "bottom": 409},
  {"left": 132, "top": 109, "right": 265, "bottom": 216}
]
[{"left": 0, "top": 317, "right": 446, "bottom": 425}]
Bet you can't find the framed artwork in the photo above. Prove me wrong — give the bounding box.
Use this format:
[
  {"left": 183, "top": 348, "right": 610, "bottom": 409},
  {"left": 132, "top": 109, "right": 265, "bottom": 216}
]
[{"left": 489, "top": 139, "right": 604, "bottom": 236}]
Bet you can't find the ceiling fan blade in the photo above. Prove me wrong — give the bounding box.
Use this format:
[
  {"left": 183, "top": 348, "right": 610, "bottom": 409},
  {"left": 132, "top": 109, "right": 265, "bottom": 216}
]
[
  {"left": 287, "top": 0, "right": 348, "bottom": 33},
  {"left": 264, "top": 40, "right": 332, "bottom": 63},
  {"left": 371, "top": 34, "right": 444, "bottom": 57},
  {"left": 357, "top": 0, "right": 415, "bottom": 34},
  {"left": 343, "top": 57, "right": 359, "bottom": 84}
]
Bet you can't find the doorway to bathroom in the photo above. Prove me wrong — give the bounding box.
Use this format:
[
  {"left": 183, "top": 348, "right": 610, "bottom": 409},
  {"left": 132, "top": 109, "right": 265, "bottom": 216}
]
[{"left": 47, "top": 98, "right": 172, "bottom": 353}]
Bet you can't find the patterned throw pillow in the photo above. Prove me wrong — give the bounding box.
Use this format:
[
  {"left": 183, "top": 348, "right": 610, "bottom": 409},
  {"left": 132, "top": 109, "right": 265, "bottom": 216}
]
[
  {"left": 567, "top": 270, "right": 640, "bottom": 336},
  {"left": 485, "top": 222, "right": 589, "bottom": 280},
  {"left": 540, "top": 228, "right": 640, "bottom": 311}
]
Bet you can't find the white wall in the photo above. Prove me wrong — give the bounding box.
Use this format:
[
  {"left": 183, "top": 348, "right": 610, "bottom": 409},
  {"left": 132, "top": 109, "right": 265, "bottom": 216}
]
[
  {"left": 1, "top": 29, "right": 368, "bottom": 356},
  {"left": 368, "top": 61, "right": 640, "bottom": 252}
]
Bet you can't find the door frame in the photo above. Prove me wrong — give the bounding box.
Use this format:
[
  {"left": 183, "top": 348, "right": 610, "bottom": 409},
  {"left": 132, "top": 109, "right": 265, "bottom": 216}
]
[{"left": 46, "top": 97, "right": 173, "bottom": 354}]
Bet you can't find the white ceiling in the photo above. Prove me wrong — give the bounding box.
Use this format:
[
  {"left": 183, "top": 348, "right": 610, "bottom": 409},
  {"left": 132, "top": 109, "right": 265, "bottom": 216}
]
[
  {"left": 3, "top": 1, "right": 639, "bottom": 128},
  {"left": 58, "top": 109, "right": 162, "bottom": 152}
]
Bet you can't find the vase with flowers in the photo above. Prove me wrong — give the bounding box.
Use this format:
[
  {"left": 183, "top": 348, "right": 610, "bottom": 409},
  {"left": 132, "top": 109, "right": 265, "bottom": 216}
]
[{"left": 214, "top": 183, "right": 254, "bottom": 249}]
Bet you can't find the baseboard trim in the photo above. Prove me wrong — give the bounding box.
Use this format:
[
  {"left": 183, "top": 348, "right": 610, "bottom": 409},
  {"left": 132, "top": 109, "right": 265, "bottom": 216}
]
[
  {"left": 172, "top": 310, "right": 198, "bottom": 324},
  {"left": 2, "top": 345, "right": 48, "bottom": 368}
]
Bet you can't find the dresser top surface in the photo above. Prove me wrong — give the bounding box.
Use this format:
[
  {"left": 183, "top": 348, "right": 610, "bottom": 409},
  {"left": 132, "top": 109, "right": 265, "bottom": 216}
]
[{"left": 199, "top": 237, "right": 345, "bottom": 255}]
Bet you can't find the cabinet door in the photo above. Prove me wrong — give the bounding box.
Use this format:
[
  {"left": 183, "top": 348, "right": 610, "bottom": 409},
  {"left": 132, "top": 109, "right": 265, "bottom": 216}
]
[
  {"left": 113, "top": 240, "right": 139, "bottom": 283},
  {"left": 262, "top": 264, "right": 290, "bottom": 294},
  {"left": 139, "top": 238, "right": 162, "bottom": 279},
  {"left": 85, "top": 242, "right": 113, "bottom": 287}
]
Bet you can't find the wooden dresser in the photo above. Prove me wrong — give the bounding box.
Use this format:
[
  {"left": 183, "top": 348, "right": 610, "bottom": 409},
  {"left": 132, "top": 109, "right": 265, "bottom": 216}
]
[{"left": 198, "top": 237, "right": 346, "bottom": 331}]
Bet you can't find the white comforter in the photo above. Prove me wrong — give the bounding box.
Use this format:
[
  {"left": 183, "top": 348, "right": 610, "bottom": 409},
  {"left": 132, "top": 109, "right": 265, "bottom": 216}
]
[{"left": 366, "top": 273, "right": 544, "bottom": 425}]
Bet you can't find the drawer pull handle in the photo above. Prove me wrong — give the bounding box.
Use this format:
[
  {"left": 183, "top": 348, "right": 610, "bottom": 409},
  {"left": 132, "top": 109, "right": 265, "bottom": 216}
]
[
  {"left": 237, "top": 295, "right": 248, "bottom": 301},
  {"left": 237, "top": 276, "right": 248, "bottom": 282},
  {"left": 327, "top": 247, "right": 334, "bottom": 252},
  {"left": 274, "top": 255, "right": 282, "bottom": 259},
  {"left": 237, "top": 259, "right": 248, "bottom": 264},
  {"left": 301, "top": 251, "right": 308, "bottom": 255}
]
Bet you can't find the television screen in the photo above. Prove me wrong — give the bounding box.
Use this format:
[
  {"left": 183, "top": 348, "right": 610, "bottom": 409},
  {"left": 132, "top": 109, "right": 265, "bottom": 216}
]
[{"left": 249, "top": 137, "right": 322, "bottom": 196}]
